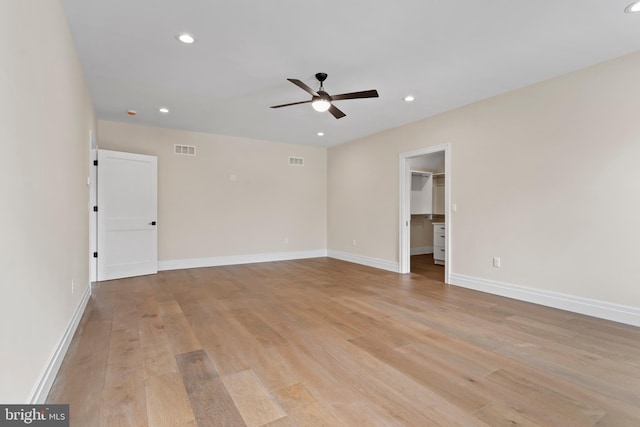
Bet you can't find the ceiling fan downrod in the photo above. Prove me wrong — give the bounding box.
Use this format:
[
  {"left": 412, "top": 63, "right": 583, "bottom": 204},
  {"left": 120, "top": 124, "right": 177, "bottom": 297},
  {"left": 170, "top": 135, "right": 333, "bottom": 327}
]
[{"left": 315, "top": 72, "right": 328, "bottom": 91}]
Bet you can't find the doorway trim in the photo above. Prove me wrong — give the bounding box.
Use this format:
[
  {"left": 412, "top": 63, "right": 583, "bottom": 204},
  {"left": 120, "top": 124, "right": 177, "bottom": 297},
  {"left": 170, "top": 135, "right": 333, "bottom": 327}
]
[
  {"left": 399, "top": 144, "right": 451, "bottom": 283},
  {"left": 89, "top": 130, "right": 97, "bottom": 283}
]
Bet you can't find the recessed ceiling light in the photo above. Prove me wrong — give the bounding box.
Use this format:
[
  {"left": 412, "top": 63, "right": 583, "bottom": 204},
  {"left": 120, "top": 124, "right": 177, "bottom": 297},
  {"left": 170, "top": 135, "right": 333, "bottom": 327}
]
[
  {"left": 159, "top": 107, "right": 169, "bottom": 114},
  {"left": 176, "top": 33, "right": 195, "bottom": 44},
  {"left": 625, "top": 1, "right": 640, "bottom": 13},
  {"left": 404, "top": 95, "right": 415, "bottom": 102},
  {"left": 317, "top": 132, "right": 324, "bottom": 136}
]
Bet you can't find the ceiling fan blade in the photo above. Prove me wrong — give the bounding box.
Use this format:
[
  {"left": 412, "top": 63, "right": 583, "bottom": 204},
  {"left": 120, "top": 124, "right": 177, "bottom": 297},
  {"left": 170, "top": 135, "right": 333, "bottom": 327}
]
[
  {"left": 330, "top": 89, "right": 379, "bottom": 101},
  {"left": 270, "top": 100, "right": 312, "bottom": 108},
  {"left": 288, "top": 79, "right": 319, "bottom": 97},
  {"left": 328, "top": 104, "right": 346, "bottom": 119}
]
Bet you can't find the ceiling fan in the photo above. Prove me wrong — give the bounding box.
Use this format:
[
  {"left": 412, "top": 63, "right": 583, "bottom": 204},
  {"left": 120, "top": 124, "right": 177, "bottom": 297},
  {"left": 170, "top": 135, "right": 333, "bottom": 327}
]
[{"left": 271, "top": 73, "right": 379, "bottom": 119}]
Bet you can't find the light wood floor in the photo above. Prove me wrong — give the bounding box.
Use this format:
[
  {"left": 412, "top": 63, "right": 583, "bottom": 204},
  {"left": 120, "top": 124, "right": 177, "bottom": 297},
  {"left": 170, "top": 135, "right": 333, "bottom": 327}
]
[{"left": 47, "top": 256, "right": 640, "bottom": 426}]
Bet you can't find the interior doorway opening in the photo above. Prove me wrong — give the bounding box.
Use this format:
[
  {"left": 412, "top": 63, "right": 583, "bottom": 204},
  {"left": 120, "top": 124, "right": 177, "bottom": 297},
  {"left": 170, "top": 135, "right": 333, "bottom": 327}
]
[{"left": 399, "top": 144, "right": 451, "bottom": 283}]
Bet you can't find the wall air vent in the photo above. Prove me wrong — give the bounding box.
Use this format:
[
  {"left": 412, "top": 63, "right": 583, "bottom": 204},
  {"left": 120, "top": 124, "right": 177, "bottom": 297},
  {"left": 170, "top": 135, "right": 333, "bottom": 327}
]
[
  {"left": 174, "top": 144, "right": 196, "bottom": 156},
  {"left": 289, "top": 156, "right": 304, "bottom": 166}
]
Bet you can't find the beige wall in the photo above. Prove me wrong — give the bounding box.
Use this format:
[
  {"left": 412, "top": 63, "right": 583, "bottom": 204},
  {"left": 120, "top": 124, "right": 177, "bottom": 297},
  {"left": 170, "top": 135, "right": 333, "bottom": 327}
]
[
  {"left": 0, "top": 0, "right": 95, "bottom": 402},
  {"left": 98, "top": 121, "right": 327, "bottom": 262},
  {"left": 328, "top": 51, "right": 640, "bottom": 308}
]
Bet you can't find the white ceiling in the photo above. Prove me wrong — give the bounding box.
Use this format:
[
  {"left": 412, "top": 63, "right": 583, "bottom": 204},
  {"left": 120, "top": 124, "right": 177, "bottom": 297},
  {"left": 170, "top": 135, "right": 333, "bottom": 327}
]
[{"left": 62, "top": 0, "right": 640, "bottom": 148}]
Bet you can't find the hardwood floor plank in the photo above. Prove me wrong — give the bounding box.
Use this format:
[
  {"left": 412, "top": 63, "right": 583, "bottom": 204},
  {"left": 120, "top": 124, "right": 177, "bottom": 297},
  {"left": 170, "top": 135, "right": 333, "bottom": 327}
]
[
  {"left": 231, "top": 308, "right": 288, "bottom": 348},
  {"left": 145, "top": 372, "right": 197, "bottom": 427},
  {"left": 266, "top": 343, "right": 375, "bottom": 424},
  {"left": 175, "top": 350, "right": 246, "bottom": 427},
  {"left": 566, "top": 333, "right": 640, "bottom": 366},
  {"left": 140, "top": 310, "right": 179, "bottom": 379},
  {"left": 486, "top": 369, "right": 606, "bottom": 426},
  {"left": 221, "top": 370, "right": 286, "bottom": 427},
  {"left": 275, "top": 321, "right": 484, "bottom": 426},
  {"left": 495, "top": 337, "right": 640, "bottom": 406},
  {"left": 180, "top": 297, "right": 257, "bottom": 377},
  {"left": 259, "top": 417, "right": 296, "bottom": 427},
  {"left": 100, "top": 309, "right": 147, "bottom": 427},
  {"left": 594, "top": 411, "right": 640, "bottom": 427},
  {"left": 272, "top": 383, "right": 346, "bottom": 426},
  {"left": 285, "top": 305, "right": 364, "bottom": 340},
  {"left": 349, "top": 334, "right": 492, "bottom": 414},
  {"left": 272, "top": 383, "right": 317, "bottom": 412},
  {"left": 474, "top": 403, "right": 543, "bottom": 427},
  {"left": 234, "top": 344, "right": 300, "bottom": 393},
  {"left": 158, "top": 301, "right": 203, "bottom": 355},
  {"left": 503, "top": 314, "right": 578, "bottom": 343},
  {"left": 47, "top": 308, "right": 112, "bottom": 426}
]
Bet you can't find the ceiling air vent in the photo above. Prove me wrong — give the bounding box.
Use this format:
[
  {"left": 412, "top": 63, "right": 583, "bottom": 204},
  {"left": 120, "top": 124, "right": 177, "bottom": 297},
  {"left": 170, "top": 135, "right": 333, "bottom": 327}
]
[
  {"left": 174, "top": 144, "right": 196, "bottom": 156},
  {"left": 289, "top": 156, "right": 304, "bottom": 166}
]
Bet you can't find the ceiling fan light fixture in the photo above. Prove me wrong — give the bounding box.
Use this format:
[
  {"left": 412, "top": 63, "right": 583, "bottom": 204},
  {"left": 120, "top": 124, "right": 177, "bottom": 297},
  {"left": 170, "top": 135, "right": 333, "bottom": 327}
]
[
  {"left": 312, "top": 99, "right": 331, "bottom": 112},
  {"left": 625, "top": 1, "right": 640, "bottom": 12}
]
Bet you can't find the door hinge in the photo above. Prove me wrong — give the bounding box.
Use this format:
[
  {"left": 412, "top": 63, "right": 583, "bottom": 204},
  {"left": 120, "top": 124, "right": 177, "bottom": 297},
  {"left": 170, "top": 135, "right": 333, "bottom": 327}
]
[
  {"left": 93, "top": 252, "right": 98, "bottom": 258},
  {"left": 93, "top": 160, "right": 98, "bottom": 166},
  {"left": 93, "top": 206, "right": 98, "bottom": 212}
]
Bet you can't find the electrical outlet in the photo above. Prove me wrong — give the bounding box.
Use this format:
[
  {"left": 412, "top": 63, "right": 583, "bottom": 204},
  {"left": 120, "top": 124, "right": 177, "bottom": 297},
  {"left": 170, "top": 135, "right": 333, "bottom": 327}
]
[
  {"left": 352, "top": 240, "right": 356, "bottom": 246},
  {"left": 71, "top": 279, "right": 75, "bottom": 294},
  {"left": 283, "top": 237, "right": 288, "bottom": 244},
  {"left": 493, "top": 257, "right": 501, "bottom": 268}
]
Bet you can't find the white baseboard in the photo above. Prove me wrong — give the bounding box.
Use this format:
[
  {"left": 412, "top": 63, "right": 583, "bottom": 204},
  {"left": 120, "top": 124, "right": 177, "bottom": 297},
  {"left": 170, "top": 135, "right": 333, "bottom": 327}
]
[
  {"left": 327, "top": 250, "right": 399, "bottom": 273},
  {"left": 410, "top": 246, "right": 433, "bottom": 255},
  {"left": 449, "top": 273, "right": 640, "bottom": 327},
  {"left": 158, "top": 249, "right": 328, "bottom": 271},
  {"left": 28, "top": 284, "right": 91, "bottom": 404}
]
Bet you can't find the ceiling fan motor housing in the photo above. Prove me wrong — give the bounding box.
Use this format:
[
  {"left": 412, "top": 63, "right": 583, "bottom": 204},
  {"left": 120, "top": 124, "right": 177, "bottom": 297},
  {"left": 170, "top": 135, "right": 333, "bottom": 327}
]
[{"left": 314, "top": 91, "right": 331, "bottom": 102}]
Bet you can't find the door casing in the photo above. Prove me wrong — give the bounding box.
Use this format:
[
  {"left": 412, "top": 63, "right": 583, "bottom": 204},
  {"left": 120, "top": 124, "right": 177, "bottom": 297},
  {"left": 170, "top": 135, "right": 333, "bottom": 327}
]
[{"left": 399, "top": 144, "right": 451, "bottom": 281}]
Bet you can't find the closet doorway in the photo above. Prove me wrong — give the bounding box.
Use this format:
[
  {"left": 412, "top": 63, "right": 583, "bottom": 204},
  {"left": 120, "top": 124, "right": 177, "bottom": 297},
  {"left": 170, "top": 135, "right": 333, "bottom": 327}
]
[{"left": 399, "top": 144, "right": 450, "bottom": 282}]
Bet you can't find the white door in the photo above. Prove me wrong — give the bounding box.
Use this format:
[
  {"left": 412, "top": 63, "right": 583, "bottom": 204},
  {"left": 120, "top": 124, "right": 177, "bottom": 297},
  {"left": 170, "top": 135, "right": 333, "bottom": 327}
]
[{"left": 97, "top": 149, "right": 158, "bottom": 281}]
